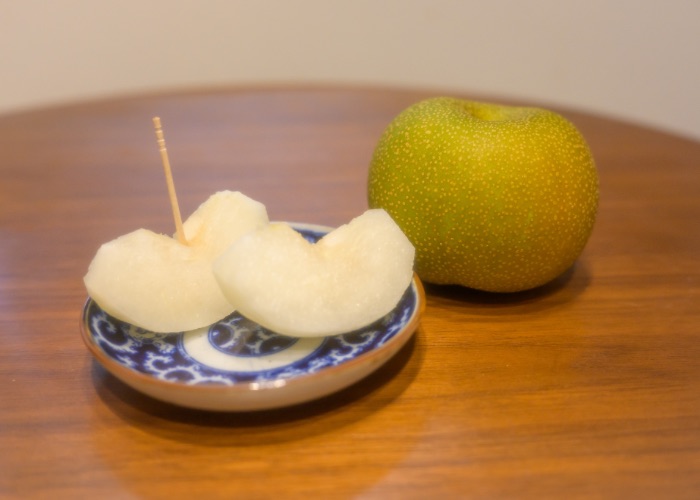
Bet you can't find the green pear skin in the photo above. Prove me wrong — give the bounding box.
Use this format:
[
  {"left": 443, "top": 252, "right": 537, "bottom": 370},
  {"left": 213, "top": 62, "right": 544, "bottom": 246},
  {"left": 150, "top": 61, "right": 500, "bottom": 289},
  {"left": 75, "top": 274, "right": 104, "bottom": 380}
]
[{"left": 368, "top": 97, "right": 599, "bottom": 292}]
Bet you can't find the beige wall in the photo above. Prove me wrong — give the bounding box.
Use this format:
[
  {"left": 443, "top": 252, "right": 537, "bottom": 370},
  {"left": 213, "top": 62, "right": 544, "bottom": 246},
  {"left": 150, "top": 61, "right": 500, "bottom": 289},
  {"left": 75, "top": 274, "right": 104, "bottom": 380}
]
[{"left": 2, "top": 0, "right": 698, "bottom": 140}]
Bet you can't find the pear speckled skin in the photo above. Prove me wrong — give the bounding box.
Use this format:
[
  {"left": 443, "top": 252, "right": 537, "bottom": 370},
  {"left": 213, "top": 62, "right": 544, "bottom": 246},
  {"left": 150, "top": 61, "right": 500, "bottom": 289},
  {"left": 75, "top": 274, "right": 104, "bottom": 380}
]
[{"left": 368, "top": 97, "right": 599, "bottom": 292}]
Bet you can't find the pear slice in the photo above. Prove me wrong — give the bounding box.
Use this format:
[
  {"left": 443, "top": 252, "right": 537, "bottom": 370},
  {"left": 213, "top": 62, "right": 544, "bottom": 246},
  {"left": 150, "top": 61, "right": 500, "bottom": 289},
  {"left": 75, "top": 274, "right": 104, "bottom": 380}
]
[
  {"left": 84, "top": 190, "right": 268, "bottom": 333},
  {"left": 213, "top": 209, "right": 415, "bottom": 337}
]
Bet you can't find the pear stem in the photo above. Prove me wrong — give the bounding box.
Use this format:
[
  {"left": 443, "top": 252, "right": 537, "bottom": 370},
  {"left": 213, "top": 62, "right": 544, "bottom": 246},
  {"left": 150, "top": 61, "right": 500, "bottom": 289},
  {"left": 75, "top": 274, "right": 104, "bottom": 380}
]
[{"left": 152, "top": 117, "right": 187, "bottom": 245}]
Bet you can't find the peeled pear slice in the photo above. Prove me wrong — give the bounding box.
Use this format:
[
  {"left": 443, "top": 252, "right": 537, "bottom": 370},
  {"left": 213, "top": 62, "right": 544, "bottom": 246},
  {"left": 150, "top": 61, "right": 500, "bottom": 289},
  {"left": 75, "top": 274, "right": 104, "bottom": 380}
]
[
  {"left": 84, "top": 191, "right": 268, "bottom": 332},
  {"left": 213, "top": 209, "right": 415, "bottom": 337}
]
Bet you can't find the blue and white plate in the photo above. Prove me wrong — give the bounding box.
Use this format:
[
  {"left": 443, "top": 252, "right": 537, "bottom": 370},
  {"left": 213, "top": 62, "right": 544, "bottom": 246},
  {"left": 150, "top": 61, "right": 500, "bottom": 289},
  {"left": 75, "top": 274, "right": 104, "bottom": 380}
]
[{"left": 80, "top": 223, "right": 424, "bottom": 412}]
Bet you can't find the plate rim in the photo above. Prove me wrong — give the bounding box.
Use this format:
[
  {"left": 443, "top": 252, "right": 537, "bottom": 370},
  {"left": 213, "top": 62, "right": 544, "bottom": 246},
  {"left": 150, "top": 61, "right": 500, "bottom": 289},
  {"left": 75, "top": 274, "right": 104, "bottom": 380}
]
[
  {"left": 80, "top": 218, "right": 424, "bottom": 404},
  {"left": 80, "top": 275, "right": 424, "bottom": 396}
]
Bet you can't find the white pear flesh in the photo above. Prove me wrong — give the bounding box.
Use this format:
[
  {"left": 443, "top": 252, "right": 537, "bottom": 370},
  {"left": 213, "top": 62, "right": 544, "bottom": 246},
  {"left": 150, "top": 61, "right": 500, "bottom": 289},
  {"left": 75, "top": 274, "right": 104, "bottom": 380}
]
[
  {"left": 84, "top": 191, "right": 268, "bottom": 333},
  {"left": 213, "top": 209, "right": 415, "bottom": 337}
]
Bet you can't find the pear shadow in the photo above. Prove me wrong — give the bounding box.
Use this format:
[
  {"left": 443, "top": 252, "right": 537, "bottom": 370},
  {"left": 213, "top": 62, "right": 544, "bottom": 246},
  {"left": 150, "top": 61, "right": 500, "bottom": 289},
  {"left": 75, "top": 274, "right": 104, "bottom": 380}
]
[
  {"left": 423, "top": 259, "right": 591, "bottom": 315},
  {"left": 92, "top": 330, "right": 423, "bottom": 446}
]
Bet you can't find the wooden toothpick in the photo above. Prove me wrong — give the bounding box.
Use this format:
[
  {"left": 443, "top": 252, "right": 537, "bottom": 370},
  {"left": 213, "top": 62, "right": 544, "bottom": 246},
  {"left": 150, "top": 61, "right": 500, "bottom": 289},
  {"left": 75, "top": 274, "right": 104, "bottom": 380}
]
[{"left": 152, "top": 117, "right": 187, "bottom": 245}]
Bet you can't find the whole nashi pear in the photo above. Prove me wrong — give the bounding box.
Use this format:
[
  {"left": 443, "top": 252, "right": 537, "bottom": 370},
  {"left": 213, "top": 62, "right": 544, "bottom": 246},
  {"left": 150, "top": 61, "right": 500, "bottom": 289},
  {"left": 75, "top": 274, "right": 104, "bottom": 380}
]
[{"left": 368, "top": 97, "right": 599, "bottom": 292}]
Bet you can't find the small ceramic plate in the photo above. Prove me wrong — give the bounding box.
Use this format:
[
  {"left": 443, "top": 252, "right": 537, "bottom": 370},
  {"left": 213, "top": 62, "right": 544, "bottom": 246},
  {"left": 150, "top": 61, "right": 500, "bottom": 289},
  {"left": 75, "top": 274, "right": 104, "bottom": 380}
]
[{"left": 80, "top": 223, "right": 425, "bottom": 412}]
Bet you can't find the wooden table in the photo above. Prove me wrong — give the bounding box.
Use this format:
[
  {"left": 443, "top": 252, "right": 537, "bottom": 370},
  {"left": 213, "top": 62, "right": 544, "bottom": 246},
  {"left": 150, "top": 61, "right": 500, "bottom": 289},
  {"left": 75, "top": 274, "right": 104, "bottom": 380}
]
[{"left": 2, "top": 87, "right": 699, "bottom": 499}]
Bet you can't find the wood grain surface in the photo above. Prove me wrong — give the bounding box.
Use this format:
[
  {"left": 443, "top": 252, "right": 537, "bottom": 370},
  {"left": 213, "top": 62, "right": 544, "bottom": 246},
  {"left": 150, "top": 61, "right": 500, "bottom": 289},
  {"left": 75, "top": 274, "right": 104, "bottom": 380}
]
[{"left": 1, "top": 86, "right": 699, "bottom": 499}]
